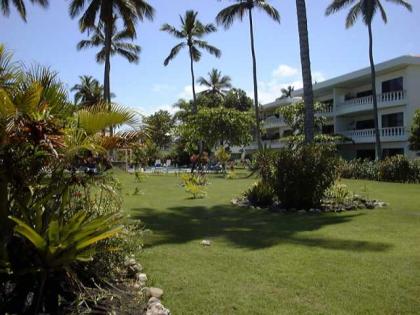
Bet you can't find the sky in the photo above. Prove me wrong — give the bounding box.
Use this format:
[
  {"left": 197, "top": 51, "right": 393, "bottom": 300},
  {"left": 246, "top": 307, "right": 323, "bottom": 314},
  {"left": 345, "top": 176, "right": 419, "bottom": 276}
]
[{"left": 1, "top": 0, "right": 419, "bottom": 115}]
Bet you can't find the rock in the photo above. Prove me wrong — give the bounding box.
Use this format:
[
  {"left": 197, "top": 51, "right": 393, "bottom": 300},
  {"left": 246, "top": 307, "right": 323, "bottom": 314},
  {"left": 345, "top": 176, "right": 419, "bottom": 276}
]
[
  {"left": 125, "top": 258, "right": 137, "bottom": 267},
  {"left": 148, "top": 297, "right": 161, "bottom": 306},
  {"left": 127, "top": 263, "right": 143, "bottom": 277},
  {"left": 148, "top": 287, "right": 164, "bottom": 299},
  {"left": 146, "top": 302, "right": 171, "bottom": 315},
  {"left": 201, "top": 240, "right": 211, "bottom": 246},
  {"left": 374, "top": 201, "right": 388, "bottom": 208},
  {"left": 137, "top": 273, "right": 148, "bottom": 283},
  {"left": 365, "top": 202, "right": 375, "bottom": 209}
]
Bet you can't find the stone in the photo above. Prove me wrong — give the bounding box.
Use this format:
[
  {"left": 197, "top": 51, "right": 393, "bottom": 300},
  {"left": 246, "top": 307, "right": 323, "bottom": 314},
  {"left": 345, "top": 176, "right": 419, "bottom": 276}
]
[
  {"left": 125, "top": 258, "right": 137, "bottom": 267},
  {"left": 374, "top": 201, "right": 388, "bottom": 208},
  {"left": 148, "top": 287, "right": 164, "bottom": 299},
  {"left": 201, "top": 240, "right": 211, "bottom": 246},
  {"left": 146, "top": 302, "right": 171, "bottom": 315},
  {"left": 148, "top": 297, "right": 161, "bottom": 306},
  {"left": 137, "top": 273, "right": 148, "bottom": 283}
]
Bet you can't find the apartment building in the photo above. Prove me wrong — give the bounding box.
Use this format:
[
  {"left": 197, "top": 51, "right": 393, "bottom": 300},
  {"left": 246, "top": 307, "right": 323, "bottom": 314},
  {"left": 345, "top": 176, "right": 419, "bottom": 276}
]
[{"left": 242, "top": 55, "right": 420, "bottom": 159}]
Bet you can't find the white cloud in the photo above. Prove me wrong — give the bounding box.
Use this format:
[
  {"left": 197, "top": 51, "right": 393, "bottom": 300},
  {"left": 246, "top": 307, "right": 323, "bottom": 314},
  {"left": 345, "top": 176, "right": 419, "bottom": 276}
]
[
  {"left": 272, "top": 64, "right": 298, "bottom": 78},
  {"left": 177, "top": 85, "right": 206, "bottom": 99},
  {"left": 152, "top": 84, "right": 175, "bottom": 93}
]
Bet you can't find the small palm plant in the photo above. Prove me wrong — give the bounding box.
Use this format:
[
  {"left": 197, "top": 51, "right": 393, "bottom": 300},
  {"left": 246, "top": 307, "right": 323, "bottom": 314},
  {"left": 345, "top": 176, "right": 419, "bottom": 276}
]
[
  {"left": 197, "top": 68, "right": 232, "bottom": 97},
  {"left": 325, "top": 0, "right": 412, "bottom": 159},
  {"left": 71, "top": 75, "right": 108, "bottom": 107},
  {"left": 161, "top": 10, "right": 221, "bottom": 112}
]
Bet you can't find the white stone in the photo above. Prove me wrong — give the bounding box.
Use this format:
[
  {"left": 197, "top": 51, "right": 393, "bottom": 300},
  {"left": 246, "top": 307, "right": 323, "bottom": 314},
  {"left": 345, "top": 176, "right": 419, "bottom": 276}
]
[
  {"left": 146, "top": 302, "right": 171, "bottom": 315},
  {"left": 137, "top": 273, "right": 148, "bottom": 283},
  {"left": 201, "top": 240, "right": 211, "bottom": 246}
]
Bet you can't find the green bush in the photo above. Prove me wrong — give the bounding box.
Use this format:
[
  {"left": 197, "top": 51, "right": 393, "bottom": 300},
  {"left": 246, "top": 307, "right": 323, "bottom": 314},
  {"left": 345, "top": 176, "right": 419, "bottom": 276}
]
[
  {"left": 270, "top": 144, "right": 339, "bottom": 209},
  {"left": 244, "top": 181, "right": 275, "bottom": 208}
]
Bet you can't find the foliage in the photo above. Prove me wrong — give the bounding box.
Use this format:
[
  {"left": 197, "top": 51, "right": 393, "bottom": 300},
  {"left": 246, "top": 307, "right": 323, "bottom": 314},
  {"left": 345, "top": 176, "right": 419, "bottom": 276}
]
[
  {"left": 225, "top": 170, "right": 237, "bottom": 180},
  {"left": 244, "top": 181, "right": 275, "bottom": 208},
  {"left": 198, "top": 68, "right": 232, "bottom": 97},
  {"left": 250, "top": 147, "right": 278, "bottom": 184},
  {"left": 180, "top": 173, "right": 208, "bottom": 187},
  {"left": 132, "top": 140, "right": 160, "bottom": 167},
  {"left": 0, "top": 0, "right": 48, "bottom": 21},
  {"left": 269, "top": 144, "right": 339, "bottom": 209},
  {"left": 143, "top": 110, "right": 174, "bottom": 149},
  {"left": 323, "top": 182, "right": 353, "bottom": 206},
  {"left": 215, "top": 146, "right": 231, "bottom": 170},
  {"left": 409, "top": 109, "right": 420, "bottom": 151},
  {"left": 223, "top": 88, "right": 253, "bottom": 112},
  {"left": 178, "top": 107, "right": 254, "bottom": 149},
  {"left": 71, "top": 75, "right": 108, "bottom": 107},
  {"left": 185, "top": 182, "right": 207, "bottom": 199},
  {"left": 339, "top": 156, "right": 420, "bottom": 183}
]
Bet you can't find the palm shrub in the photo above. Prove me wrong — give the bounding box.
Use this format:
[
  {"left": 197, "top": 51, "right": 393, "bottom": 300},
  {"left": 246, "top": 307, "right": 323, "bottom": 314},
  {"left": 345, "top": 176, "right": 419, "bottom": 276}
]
[
  {"left": 245, "top": 181, "right": 275, "bottom": 208},
  {"left": 269, "top": 144, "right": 339, "bottom": 209}
]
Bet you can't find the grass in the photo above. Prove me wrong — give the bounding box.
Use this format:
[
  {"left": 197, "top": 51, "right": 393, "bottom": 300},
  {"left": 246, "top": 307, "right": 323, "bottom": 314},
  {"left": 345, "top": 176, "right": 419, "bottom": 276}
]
[{"left": 117, "top": 170, "right": 420, "bottom": 315}]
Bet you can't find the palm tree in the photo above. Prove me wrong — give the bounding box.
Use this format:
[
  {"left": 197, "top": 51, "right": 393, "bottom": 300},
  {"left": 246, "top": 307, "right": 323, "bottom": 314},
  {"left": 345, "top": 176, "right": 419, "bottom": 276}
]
[
  {"left": 71, "top": 75, "right": 104, "bottom": 107},
  {"left": 161, "top": 10, "right": 221, "bottom": 113},
  {"left": 197, "top": 68, "right": 232, "bottom": 97},
  {"left": 1, "top": 0, "right": 48, "bottom": 21},
  {"left": 281, "top": 85, "right": 294, "bottom": 99},
  {"left": 69, "top": 0, "right": 154, "bottom": 116},
  {"left": 326, "top": 0, "right": 412, "bottom": 160},
  {"left": 295, "top": 0, "right": 315, "bottom": 144},
  {"left": 216, "top": 0, "right": 280, "bottom": 150}
]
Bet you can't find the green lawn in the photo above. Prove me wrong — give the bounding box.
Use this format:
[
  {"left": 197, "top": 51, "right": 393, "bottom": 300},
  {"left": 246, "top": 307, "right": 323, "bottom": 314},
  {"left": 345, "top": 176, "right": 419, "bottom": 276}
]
[{"left": 118, "top": 171, "right": 420, "bottom": 315}]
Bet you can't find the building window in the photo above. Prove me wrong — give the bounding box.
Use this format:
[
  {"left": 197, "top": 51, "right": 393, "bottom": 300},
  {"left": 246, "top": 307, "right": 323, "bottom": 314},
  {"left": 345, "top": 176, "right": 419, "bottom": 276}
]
[
  {"left": 382, "top": 77, "right": 403, "bottom": 93},
  {"left": 382, "top": 112, "right": 403, "bottom": 128},
  {"left": 283, "top": 130, "right": 293, "bottom": 137},
  {"left": 357, "top": 149, "right": 375, "bottom": 160},
  {"left": 356, "top": 90, "right": 373, "bottom": 98},
  {"left": 356, "top": 119, "right": 375, "bottom": 130},
  {"left": 383, "top": 148, "right": 404, "bottom": 157}
]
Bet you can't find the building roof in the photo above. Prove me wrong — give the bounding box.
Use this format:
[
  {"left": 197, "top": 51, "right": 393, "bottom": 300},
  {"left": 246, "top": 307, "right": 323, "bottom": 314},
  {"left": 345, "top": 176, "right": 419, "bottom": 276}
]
[{"left": 292, "top": 55, "right": 420, "bottom": 97}]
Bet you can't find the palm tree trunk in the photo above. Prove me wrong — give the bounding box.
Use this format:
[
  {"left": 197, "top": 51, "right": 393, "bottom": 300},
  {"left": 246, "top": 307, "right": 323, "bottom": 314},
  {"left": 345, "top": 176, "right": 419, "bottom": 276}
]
[
  {"left": 189, "top": 45, "right": 197, "bottom": 113},
  {"left": 248, "top": 8, "right": 262, "bottom": 150},
  {"left": 296, "top": 0, "right": 315, "bottom": 143},
  {"left": 368, "top": 22, "right": 382, "bottom": 160},
  {"left": 104, "top": 18, "right": 113, "bottom": 136}
]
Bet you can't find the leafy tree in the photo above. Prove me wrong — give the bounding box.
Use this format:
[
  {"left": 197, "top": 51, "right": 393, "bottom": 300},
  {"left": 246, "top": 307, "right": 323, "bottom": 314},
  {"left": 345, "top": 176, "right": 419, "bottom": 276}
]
[
  {"left": 295, "top": 0, "right": 315, "bottom": 143},
  {"left": 161, "top": 10, "right": 221, "bottom": 112},
  {"left": 409, "top": 109, "right": 420, "bottom": 151},
  {"left": 71, "top": 75, "right": 107, "bottom": 107},
  {"left": 179, "top": 107, "right": 254, "bottom": 150},
  {"left": 143, "top": 110, "right": 174, "bottom": 149},
  {"left": 216, "top": 0, "right": 280, "bottom": 150},
  {"left": 69, "top": 0, "right": 154, "bottom": 125},
  {"left": 223, "top": 88, "right": 253, "bottom": 112},
  {"left": 325, "top": 0, "right": 412, "bottom": 159},
  {"left": 0, "top": 0, "right": 48, "bottom": 21},
  {"left": 215, "top": 146, "right": 231, "bottom": 171},
  {"left": 197, "top": 68, "right": 232, "bottom": 97}
]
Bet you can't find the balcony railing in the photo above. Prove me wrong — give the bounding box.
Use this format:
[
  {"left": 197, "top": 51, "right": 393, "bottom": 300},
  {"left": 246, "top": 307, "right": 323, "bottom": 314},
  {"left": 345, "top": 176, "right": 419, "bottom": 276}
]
[
  {"left": 340, "top": 90, "right": 406, "bottom": 107},
  {"left": 340, "top": 126, "right": 406, "bottom": 139},
  {"left": 262, "top": 116, "right": 284, "bottom": 128}
]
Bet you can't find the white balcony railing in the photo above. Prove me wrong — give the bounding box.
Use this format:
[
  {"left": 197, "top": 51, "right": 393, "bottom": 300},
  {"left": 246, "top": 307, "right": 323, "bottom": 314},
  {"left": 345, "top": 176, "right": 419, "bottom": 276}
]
[
  {"left": 340, "top": 90, "right": 406, "bottom": 107},
  {"left": 340, "top": 126, "right": 406, "bottom": 139},
  {"left": 262, "top": 116, "right": 284, "bottom": 128}
]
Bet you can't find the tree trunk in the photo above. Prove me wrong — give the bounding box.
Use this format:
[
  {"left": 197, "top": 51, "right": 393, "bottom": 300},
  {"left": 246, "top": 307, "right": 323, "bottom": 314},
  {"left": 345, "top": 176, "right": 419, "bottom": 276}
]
[
  {"left": 296, "top": 0, "right": 315, "bottom": 143},
  {"left": 368, "top": 23, "right": 382, "bottom": 160},
  {"left": 0, "top": 135, "right": 10, "bottom": 239},
  {"left": 104, "top": 18, "right": 113, "bottom": 136},
  {"left": 189, "top": 45, "right": 197, "bottom": 113},
  {"left": 248, "top": 8, "right": 262, "bottom": 150}
]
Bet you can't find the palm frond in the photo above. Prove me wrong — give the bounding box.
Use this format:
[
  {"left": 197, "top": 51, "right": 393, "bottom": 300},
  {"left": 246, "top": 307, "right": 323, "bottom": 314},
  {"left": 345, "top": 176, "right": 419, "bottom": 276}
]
[{"left": 163, "top": 42, "right": 186, "bottom": 66}]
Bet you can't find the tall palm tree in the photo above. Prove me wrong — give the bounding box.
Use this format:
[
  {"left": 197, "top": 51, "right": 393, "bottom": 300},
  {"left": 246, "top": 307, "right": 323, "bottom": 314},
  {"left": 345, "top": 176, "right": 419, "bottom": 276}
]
[
  {"left": 1, "top": 0, "right": 48, "bottom": 21},
  {"left": 161, "top": 10, "right": 221, "bottom": 113},
  {"left": 197, "top": 68, "right": 232, "bottom": 97},
  {"left": 71, "top": 75, "right": 106, "bottom": 107},
  {"left": 295, "top": 0, "right": 315, "bottom": 144},
  {"left": 326, "top": 0, "right": 412, "bottom": 160},
  {"left": 69, "top": 0, "right": 154, "bottom": 116},
  {"left": 216, "top": 0, "right": 280, "bottom": 150}
]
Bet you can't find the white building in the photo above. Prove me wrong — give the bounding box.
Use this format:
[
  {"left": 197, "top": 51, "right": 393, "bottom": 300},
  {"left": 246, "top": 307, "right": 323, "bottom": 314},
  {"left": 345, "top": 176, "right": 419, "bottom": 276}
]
[{"left": 242, "top": 55, "right": 420, "bottom": 159}]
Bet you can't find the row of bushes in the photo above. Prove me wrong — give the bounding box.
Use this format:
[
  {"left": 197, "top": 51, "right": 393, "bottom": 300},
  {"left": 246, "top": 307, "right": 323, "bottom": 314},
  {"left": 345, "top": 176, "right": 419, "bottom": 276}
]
[{"left": 338, "top": 155, "right": 420, "bottom": 183}]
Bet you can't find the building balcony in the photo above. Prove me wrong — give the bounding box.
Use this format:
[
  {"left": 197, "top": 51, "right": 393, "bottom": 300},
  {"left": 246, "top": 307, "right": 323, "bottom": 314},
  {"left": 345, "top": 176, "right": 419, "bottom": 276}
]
[
  {"left": 336, "top": 90, "right": 406, "bottom": 115},
  {"left": 339, "top": 126, "right": 407, "bottom": 143},
  {"left": 262, "top": 116, "right": 285, "bottom": 129}
]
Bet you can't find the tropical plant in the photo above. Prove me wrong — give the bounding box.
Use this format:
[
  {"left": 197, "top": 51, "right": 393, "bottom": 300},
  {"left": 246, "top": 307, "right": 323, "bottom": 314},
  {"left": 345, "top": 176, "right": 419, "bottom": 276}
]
[
  {"left": 245, "top": 181, "right": 275, "bottom": 208},
  {"left": 71, "top": 75, "right": 107, "bottom": 107},
  {"left": 161, "top": 10, "right": 221, "bottom": 112},
  {"left": 197, "top": 68, "right": 232, "bottom": 97},
  {"left": 216, "top": 0, "right": 280, "bottom": 150},
  {"left": 215, "top": 146, "right": 231, "bottom": 171},
  {"left": 185, "top": 181, "right": 207, "bottom": 199},
  {"left": 223, "top": 88, "right": 253, "bottom": 112},
  {"left": 409, "top": 109, "right": 420, "bottom": 151},
  {"left": 69, "top": 0, "right": 154, "bottom": 134},
  {"left": 0, "top": 0, "right": 48, "bottom": 21},
  {"left": 325, "top": 0, "right": 412, "bottom": 159},
  {"left": 280, "top": 85, "right": 294, "bottom": 98},
  {"left": 295, "top": 0, "right": 315, "bottom": 143},
  {"left": 143, "top": 110, "right": 174, "bottom": 149}
]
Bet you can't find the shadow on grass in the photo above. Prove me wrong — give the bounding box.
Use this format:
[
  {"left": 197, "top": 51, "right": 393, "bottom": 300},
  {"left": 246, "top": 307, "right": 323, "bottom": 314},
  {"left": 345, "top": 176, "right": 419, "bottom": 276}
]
[{"left": 131, "top": 205, "right": 392, "bottom": 252}]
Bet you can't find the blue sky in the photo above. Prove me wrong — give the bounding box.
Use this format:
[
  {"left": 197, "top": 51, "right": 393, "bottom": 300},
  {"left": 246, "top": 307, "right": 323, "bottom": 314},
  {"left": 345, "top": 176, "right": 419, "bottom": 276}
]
[{"left": 1, "top": 0, "right": 419, "bottom": 115}]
